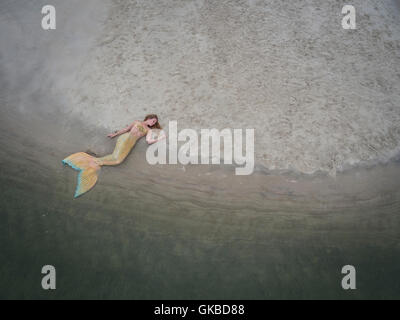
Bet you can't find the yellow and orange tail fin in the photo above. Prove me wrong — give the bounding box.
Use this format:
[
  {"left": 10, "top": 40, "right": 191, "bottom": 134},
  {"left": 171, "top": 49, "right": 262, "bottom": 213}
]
[{"left": 62, "top": 152, "right": 101, "bottom": 198}]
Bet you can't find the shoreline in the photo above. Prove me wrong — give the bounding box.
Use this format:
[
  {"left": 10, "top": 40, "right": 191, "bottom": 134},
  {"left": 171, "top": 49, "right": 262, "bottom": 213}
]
[{"left": 2, "top": 106, "right": 400, "bottom": 211}]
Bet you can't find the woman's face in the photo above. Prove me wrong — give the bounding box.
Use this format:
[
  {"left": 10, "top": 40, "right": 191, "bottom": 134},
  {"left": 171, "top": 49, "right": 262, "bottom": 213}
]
[{"left": 146, "top": 118, "right": 157, "bottom": 126}]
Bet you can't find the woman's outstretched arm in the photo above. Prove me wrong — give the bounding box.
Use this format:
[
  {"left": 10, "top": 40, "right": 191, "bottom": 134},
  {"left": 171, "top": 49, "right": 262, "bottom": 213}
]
[{"left": 107, "top": 123, "right": 134, "bottom": 138}]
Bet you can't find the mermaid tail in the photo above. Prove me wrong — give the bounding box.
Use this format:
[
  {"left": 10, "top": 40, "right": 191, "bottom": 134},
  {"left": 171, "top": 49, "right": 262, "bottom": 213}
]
[
  {"left": 62, "top": 132, "right": 139, "bottom": 198},
  {"left": 62, "top": 152, "right": 101, "bottom": 198}
]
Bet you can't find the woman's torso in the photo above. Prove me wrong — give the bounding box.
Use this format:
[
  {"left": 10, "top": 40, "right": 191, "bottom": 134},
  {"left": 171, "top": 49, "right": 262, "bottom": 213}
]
[{"left": 129, "top": 121, "right": 149, "bottom": 138}]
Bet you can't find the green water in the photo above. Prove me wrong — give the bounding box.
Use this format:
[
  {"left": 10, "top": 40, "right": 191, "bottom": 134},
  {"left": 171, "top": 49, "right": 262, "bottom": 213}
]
[{"left": 1, "top": 136, "right": 399, "bottom": 299}]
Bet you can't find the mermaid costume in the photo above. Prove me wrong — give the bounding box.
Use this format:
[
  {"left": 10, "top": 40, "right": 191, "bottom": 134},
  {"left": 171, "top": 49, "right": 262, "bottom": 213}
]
[{"left": 62, "top": 122, "right": 148, "bottom": 198}]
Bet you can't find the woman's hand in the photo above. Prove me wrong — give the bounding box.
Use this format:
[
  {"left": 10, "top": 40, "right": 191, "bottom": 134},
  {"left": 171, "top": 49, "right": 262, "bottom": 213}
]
[
  {"left": 107, "top": 132, "right": 118, "bottom": 138},
  {"left": 146, "top": 129, "right": 166, "bottom": 144}
]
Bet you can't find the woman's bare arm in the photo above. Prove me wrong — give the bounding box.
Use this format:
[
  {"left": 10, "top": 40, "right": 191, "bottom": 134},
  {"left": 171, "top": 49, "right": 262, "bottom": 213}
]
[
  {"left": 107, "top": 122, "right": 135, "bottom": 138},
  {"left": 146, "top": 129, "right": 166, "bottom": 144}
]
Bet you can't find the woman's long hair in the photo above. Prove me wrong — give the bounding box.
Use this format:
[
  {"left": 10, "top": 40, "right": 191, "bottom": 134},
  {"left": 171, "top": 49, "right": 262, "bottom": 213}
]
[{"left": 144, "top": 114, "right": 162, "bottom": 129}]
